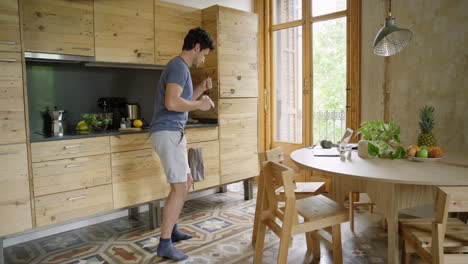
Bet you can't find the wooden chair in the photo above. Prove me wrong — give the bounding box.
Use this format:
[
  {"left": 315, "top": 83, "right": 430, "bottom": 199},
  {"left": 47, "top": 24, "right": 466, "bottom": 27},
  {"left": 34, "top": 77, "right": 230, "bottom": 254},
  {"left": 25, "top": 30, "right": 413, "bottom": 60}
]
[
  {"left": 254, "top": 161, "right": 348, "bottom": 264},
  {"left": 400, "top": 186, "right": 468, "bottom": 264},
  {"left": 252, "top": 147, "right": 326, "bottom": 244},
  {"left": 348, "top": 191, "right": 376, "bottom": 232}
]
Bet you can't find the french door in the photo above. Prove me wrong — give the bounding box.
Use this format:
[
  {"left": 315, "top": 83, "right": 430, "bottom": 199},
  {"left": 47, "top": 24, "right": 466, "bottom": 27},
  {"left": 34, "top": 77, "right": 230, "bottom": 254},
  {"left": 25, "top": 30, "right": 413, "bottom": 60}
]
[{"left": 268, "top": 0, "right": 360, "bottom": 182}]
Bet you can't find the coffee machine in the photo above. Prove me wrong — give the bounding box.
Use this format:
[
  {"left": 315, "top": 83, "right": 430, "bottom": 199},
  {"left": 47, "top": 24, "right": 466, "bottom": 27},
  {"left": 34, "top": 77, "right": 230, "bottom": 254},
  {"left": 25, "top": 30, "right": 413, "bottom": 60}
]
[
  {"left": 98, "top": 97, "right": 127, "bottom": 129},
  {"left": 49, "top": 108, "right": 65, "bottom": 137}
]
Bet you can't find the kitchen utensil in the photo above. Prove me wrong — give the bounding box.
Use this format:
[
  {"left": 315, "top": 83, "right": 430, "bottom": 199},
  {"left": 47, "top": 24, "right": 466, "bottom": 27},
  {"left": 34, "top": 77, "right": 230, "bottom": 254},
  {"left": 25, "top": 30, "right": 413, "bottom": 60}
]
[
  {"left": 126, "top": 104, "right": 139, "bottom": 120},
  {"left": 49, "top": 109, "right": 65, "bottom": 136}
]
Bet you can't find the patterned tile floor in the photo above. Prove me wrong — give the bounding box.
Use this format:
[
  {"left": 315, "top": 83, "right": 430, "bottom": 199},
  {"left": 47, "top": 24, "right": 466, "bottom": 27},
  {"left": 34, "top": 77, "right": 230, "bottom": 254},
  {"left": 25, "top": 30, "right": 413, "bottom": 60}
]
[{"left": 5, "top": 191, "right": 397, "bottom": 264}]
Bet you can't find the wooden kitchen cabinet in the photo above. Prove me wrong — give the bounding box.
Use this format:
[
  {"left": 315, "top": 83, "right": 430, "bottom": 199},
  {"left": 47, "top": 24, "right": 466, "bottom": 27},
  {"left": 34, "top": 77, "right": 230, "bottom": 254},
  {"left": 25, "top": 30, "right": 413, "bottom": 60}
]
[
  {"left": 22, "top": 0, "right": 94, "bottom": 56},
  {"left": 219, "top": 98, "right": 258, "bottom": 184},
  {"left": 154, "top": 1, "right": 201, "bottom": 65},
  {"left": 94, "top": 0, "right": 154, "bottom": 64},
  {"left": 0, "top": 51, "right": 26, "bottom": 144},
  {"left": 0, "top": 143, "right": 32, "bottom": 236},
  {"left": 111, "top": 148, "right": 167, "bottom": 209},
  {"left": 203, "top": 6, "right": 258, "bottom": 99},
  {"left": 31, "top": 137, "right": 110, "bottom": 162},
  {"left": 35, "top": 184, "right": 113, "bottom": 227},
  {"left": 0, "top": 0, "right": 21, "bottom": 52},
  {"left": 32, "top": 154, "right": 112, "bottom": 197}
]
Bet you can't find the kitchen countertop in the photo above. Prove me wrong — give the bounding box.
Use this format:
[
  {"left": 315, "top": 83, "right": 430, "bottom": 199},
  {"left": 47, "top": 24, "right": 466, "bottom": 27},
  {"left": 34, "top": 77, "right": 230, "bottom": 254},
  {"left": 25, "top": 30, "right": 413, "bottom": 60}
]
[{"left": 30, "top": 123, "right": 219, "bottom": 143}]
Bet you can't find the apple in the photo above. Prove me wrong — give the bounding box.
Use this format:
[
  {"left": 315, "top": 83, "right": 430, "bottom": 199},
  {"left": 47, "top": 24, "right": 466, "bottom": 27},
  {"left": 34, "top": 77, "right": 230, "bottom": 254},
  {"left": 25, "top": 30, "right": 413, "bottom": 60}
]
[
  {"left": 429, "top": 149, "right": 442, "bottom": 158},
  {"left": 416, "top": 148, "right": 429, "bottom": 158},
  {"left": 407, "top": 147, "right": 417, "bottom": 157}
]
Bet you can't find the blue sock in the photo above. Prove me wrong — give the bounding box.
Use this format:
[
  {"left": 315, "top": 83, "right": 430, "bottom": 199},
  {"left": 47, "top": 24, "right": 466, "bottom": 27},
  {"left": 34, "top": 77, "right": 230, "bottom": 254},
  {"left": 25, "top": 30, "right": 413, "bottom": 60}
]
[
  {"left": 156, "top": 238, "right": 188, "bottom": 261},
  {"left": 171, "top": 224, "right": 193, "bottom": 242}
]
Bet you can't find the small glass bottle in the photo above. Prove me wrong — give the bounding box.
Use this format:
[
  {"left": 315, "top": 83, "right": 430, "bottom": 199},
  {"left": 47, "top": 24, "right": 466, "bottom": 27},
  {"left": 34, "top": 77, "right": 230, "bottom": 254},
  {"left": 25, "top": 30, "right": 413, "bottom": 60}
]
[
  {"left": 126, "top": 118, "right": 132, "bottom": 128},
  {"left": 120, "top": 118, "right": 126, "bottom": 128}
]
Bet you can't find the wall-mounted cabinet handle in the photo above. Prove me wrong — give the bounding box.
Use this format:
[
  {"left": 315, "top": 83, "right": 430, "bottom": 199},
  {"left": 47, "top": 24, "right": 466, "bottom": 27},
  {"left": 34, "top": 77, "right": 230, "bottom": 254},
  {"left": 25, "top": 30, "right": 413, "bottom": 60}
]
[
  {"left": 63, "top": 144, "right": 83, "bottom": 149},
  {"left": 65, "top": 164, "right": 81, "bottom": 168},
  {"left": 0, "top": 151, "right": 18, "bottom": 156},
  {"left": 72, "top": 47, "right": 92, "bottom": 50},
  {"left": 136, "top": 154, "right": 152, "bottom": 158},
  {"left": 0, "top": 59, "right": 17, "bottom": 62},
  {"left": 66, "top": 195, "right": 87, "bottom": 201},
  {"left": 0, "top": 41, "right": 16, "bottom": 45},
  {"left": 221, "top": 103, "right": 233, "bottom": 106}
]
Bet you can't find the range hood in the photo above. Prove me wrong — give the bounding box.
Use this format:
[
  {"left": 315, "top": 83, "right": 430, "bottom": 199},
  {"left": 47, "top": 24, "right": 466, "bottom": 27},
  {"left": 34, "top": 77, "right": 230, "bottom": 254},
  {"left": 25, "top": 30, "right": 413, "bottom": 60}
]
[{"left": 24, "top": 52, "right": 165, "bottom": 70}]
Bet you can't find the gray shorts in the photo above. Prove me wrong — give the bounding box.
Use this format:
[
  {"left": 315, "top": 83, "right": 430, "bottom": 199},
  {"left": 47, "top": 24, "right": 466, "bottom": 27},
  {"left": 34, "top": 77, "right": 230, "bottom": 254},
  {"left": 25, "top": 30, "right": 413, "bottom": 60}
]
[{"left": 150, "top": 131, "right": 190, "bottom": 183}]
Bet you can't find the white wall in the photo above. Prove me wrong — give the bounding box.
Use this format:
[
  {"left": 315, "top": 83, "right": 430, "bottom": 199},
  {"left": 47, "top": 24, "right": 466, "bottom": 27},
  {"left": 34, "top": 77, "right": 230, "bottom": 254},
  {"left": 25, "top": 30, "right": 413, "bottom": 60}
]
[{"left": 161, "top": 0, "right": 253, "bottom": 12}]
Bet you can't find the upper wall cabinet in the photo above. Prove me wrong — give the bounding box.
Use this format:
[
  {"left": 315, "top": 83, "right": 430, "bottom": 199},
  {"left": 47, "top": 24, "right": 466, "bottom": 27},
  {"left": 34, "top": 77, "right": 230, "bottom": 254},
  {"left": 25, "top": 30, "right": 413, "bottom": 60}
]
[
  {"left": 94, "top": 0, "right": 154, "bottom": 64},
  {"left": 22, "top": 0, "right": 94, "bottom": 56},
  {"left": 0, "top": 0, "right": 21, "bottom": 52},
  {"left": 154, "top": 1, "right": 201, "bottom": 65}
]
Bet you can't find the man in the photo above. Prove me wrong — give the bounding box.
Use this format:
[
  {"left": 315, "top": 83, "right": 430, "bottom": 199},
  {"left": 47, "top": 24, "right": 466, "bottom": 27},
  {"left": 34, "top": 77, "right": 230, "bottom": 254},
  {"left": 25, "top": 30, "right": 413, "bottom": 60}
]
[{"left": 149, "top": 27, "right": 215, "bottom": 261}]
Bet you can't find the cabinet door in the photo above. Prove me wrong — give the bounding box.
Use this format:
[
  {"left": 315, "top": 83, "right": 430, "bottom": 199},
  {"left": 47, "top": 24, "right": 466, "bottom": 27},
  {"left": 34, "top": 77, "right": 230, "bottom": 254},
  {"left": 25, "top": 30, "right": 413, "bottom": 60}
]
[
  {"left": 219, "top": 98, "right": 258, "bottom": 184},
  {"left": 0, "top": 0, "right": 21, "bottom": 52},
  {"left": 0, "top": 52, "right": 26, "bottom": 144},
  {"left": 95, "top": 0, "right": 154, "bottom": 64},
  {"left": 31, "top": 137, "right": 110, "bottom": 162},
  {"left": 112, "top": 149, "right": 168, "bottom": 209},
  {"left": 22, "top": 0, "right": 94, "bottom": 56},
  {"left": 218, "top": 7, "right": 258, "bottom": 98},
  {"left": 154, "top": 1, "right": 201, "bottom": 65},
  {"left": 189, "top": 140, "right": 220, "bottom": 191},
  {"left": 0, "top": 143, "right": 32, "bottom": 236}
]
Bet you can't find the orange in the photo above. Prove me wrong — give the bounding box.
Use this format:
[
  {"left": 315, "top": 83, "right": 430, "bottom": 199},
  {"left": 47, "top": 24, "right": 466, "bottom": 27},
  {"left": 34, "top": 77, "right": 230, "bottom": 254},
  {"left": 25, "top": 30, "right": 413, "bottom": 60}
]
[
  {"left": 429, "top": 146, "right": 443, "bottom": 156},
  {"left": 407, "top": 145, "right": 420, "bottom": 151}
]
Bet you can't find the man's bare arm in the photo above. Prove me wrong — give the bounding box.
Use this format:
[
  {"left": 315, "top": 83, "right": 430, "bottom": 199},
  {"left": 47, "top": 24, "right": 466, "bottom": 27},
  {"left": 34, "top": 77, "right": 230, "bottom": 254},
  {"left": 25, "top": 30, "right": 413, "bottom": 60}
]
[{"left": 165, "top": 83, "right": 211, "bottom": 112}]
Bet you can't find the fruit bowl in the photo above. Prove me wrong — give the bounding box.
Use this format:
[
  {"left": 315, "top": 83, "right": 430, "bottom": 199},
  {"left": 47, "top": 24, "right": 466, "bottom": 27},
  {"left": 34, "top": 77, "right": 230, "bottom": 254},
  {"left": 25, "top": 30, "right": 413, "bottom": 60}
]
[{"left": 407, "top": 156, "right": 443, "bottom": 162}]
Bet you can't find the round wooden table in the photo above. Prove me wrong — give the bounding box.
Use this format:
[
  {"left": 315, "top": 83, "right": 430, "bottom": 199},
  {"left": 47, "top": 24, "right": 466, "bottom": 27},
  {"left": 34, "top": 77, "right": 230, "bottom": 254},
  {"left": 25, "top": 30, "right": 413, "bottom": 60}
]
[{"left": 290, "top": 148, "right": 468, "bottom": 264}]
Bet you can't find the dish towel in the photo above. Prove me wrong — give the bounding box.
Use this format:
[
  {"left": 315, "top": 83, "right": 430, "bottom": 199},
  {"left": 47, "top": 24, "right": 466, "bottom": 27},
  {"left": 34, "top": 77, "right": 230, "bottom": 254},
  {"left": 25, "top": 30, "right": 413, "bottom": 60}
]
[{"left": 188, "top": 147, "right": 205, "bottom": 190}]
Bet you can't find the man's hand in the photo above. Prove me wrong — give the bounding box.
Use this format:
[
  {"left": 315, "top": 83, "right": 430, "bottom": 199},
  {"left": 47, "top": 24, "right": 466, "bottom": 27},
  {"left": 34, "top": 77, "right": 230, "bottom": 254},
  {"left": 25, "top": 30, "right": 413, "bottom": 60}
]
[
  {"left": 198, "top": 95, "right": 213, "bottom": 111},
  {"left": 201, "top": 77, "right": 213, "bottom": 91}
]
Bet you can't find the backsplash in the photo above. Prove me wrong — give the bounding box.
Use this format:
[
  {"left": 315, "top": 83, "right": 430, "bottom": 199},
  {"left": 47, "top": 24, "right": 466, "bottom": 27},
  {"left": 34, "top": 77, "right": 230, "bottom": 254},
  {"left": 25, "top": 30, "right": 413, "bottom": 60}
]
[{"left": 26, "top": 61, "right": 161, "bottom": 134}]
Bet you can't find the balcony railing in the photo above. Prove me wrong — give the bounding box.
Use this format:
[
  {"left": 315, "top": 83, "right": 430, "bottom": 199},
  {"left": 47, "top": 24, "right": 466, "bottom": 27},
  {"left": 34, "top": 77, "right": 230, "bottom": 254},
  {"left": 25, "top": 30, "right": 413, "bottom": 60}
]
[{"left": 313, "top": 109, "right": 346, "bottom": 144}]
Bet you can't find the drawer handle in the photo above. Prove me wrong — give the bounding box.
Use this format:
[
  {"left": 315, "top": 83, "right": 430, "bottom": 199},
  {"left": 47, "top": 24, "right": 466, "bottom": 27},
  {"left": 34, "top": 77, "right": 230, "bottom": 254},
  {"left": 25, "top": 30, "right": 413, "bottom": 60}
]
[
  {"left": 65, "top": 164, "right": 81, "bottom": 168},
  {"left": 0, "top": 41, "right": 16, "bottom": 45},
  {"left": 67, "top": 195, "right": 87, "bottom": 201},
  {"left": 135, "top": 138, "right": 147, "bottom": 142},
  {"left": 0, "top": 151, "right": 18, "bottom": 156},
  {"left": 136, "top": 154, "right": 152, "bottom": 158},
  {"left": 63, "top": 144, "right": 83, "bottom": 149},
  {"left": 72, "top": 47, "right": 92, "bottom": 50},
  {"left": 0, "top": 59, "right": 17, "bottom": 62}
]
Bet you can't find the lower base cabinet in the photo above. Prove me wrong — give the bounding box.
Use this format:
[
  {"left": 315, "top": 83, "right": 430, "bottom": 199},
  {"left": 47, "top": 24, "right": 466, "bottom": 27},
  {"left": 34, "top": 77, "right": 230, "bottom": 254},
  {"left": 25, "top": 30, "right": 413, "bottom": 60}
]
[
  {"left": 34, "top": 184, "right": 113, "bottom": 227},
  {"left": 0, "top": 143, "right": 32, "bottom": 236}
]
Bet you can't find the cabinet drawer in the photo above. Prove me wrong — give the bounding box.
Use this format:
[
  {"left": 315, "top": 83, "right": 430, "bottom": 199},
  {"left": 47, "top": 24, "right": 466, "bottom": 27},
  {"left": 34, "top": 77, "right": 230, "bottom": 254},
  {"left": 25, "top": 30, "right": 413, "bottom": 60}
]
[
  {"left": 31, "top": 137, "right": 110, "bottom": 162},
  {"left": 0, "top": 52, "right": 26, "bottom": 144},
  {"left": 185, "top": 126, "right": 218, "bottom": 143},
  {"left": 32, "top": 154, "right": 111, "bottom": 197},
  {"left": 110, "top": 133, "right": 151, "bottom": 153},
  {"left": 35, "top": 184, "right": 113, "bottom": 227},
  {"left": 188, "top": 140, "right": 220, "bottom": 191},
  {"left": 219, "top": 98, "right": 258, "bottom": 184},
  {"left": 0, "top": 0, "right": 21, "bottom": 52},
  {"left": 112, "top": 149, "right": 168, "bottom": 208},
  {"left": 0, "top": 143, "right": 32, "bottom": 236}
]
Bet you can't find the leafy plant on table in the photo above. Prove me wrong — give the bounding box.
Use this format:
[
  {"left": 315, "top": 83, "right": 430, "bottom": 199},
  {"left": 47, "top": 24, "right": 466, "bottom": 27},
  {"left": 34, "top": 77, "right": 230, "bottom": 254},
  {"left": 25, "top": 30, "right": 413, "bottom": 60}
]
[
  {"left": 356, "top": 119, "right": 406, "bottom": 159},
  {"left": 82, "top": 113, "right": 110, "bottom": 132}
]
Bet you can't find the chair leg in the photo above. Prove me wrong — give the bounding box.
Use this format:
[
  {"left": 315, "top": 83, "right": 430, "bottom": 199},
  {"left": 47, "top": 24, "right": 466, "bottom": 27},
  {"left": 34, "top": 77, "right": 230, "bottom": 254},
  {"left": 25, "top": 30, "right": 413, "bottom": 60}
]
[
  {"left": 252, "top": 177, "right": 267, "bottom": 246},
  {"left": 311, "top": 231, "right": 321, "bottom": 260},
  {"left": 253, "top": 221, "right": 267, "bottom": 264},
  {"left": 369, "top": 204, "right": 374, "bottom": 214},
  {"left": 349, "top": 192, "right": 356, "bottom": 232},
  {"left": 277, "top": 230, "right": 291, "bottom": 264},
  {"left": 331, "top": 224, "right": 343, "bottom": 264},
  {"left": 402, "top": 240, "right": 414, "bottom": 264}
]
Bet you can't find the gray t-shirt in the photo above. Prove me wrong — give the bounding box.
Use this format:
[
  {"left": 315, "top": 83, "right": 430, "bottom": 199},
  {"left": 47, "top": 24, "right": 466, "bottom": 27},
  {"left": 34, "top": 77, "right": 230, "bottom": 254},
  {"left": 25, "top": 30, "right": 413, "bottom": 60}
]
[{"left": 150, "top": 56, "right": 193, "bottom": 133}]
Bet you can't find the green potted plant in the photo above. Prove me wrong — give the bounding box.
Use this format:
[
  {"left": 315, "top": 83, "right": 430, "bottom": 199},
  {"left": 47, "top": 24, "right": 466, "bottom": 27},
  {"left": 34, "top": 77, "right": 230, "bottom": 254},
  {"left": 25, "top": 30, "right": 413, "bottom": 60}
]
[
  {"left": 81, "top": 113, "right": 111, "bottom": 132},
  {"left": 356, "top": 119, "right": 406, "bottom": 159}
]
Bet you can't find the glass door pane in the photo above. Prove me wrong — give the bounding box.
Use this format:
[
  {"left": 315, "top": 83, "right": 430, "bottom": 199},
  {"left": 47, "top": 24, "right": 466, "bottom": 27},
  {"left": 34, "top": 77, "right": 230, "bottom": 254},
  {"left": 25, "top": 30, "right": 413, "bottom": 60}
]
[
  {"left": 273, "top": 0, "right": 302, "bottom": 25},
  {"left": 274, "top": 26, "right": 303, "bottom": 143},
  {"left": 312, "top": 0, "right": 346, "bottom": 17},
  {"left": 312, "top": 17, "right": 347, "bottom": 144}
]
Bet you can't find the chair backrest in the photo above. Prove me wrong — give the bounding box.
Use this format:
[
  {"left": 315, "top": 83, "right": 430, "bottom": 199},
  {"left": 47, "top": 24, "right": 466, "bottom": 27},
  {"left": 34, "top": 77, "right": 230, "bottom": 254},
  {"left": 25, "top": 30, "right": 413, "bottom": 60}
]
[
  {"left": 260, "top": 161, "right": 296, "bottom": 214},
  {"left": 258, "top": 147, "right": 285, "bottom": 163},
  {"left": 432, "top": 186, "right": 468, "bottom": 263}
]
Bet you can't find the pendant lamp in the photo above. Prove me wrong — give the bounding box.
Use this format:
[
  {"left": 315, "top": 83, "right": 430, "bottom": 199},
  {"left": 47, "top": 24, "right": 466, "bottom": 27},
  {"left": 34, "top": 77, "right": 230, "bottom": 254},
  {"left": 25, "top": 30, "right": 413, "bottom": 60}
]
[{"left": 373, "top": 0, "right": 413, "bottom": 56}]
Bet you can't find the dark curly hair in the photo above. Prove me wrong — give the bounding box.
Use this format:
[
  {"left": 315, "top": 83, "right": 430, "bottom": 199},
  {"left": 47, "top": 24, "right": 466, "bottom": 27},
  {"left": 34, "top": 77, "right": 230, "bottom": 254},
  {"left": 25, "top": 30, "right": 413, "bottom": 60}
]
[{"left": 182, "top": 27, "right": 215, "bottom": 52}]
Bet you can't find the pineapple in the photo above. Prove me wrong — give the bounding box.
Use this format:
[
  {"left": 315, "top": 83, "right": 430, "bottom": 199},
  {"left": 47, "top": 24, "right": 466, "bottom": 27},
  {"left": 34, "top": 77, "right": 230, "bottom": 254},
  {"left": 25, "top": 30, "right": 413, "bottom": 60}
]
[{"left": 417, "top": 105, "right": 437, "bottom": 147}]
